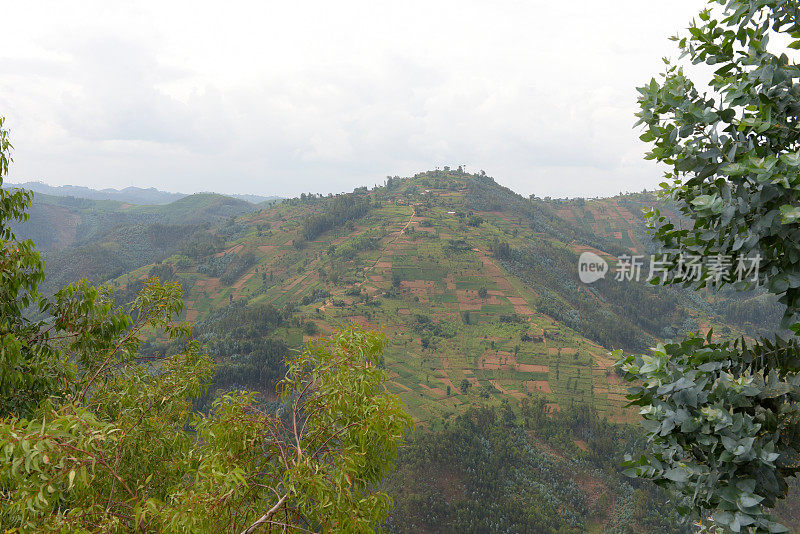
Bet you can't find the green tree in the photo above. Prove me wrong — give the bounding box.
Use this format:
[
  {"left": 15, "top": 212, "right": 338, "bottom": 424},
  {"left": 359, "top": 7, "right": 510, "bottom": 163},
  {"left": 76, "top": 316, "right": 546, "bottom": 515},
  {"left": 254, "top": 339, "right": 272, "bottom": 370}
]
[
  {"left": 621, "top": 2, "right": 800, "bottom": 532},
  {"left": 0, "top": 119, "right": 412, "bottom": 532},
  {"left": 460, "top": 378, "right": 471, "bottom": 395}
]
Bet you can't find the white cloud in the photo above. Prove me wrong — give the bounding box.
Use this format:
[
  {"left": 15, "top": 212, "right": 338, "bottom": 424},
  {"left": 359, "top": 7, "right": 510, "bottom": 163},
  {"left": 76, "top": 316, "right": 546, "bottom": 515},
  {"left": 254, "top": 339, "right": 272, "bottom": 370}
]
[{"left": 1, "top": 0, "right": 702, "bottom": 197}]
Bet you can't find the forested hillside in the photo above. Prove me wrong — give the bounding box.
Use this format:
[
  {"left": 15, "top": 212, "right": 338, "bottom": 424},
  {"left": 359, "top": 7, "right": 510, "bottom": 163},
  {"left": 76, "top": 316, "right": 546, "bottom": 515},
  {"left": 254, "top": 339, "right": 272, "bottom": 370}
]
[
  {"left": 10, "top": 169, "right": 795, "bottom": 531},
  {"left": 15, "top": 170, "right": 781, "bottom": 421}
]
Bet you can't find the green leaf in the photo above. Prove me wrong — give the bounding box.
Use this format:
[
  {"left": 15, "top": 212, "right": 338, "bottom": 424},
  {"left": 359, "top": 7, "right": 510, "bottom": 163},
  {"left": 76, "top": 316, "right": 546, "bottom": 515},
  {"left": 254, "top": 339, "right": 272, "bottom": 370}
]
[
  {"left": 780, "top": 204, "right": 800, "bottom": 224},
  {"left": 664, "top": 467, "right": 689, "bottom": 482}
]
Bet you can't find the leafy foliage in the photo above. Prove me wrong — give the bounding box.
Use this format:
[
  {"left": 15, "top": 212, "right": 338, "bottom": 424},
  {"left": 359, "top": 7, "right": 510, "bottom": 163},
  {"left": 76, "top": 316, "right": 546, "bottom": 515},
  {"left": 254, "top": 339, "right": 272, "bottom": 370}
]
[
  {"left": 617, "top": 336, "right": 800, "bottom": 533},
  {"left": 626, "top": 1, "right": 800, "bottom": 530},
  {"left": 0, "top": 119, "right": 412, "bottom": 532}
]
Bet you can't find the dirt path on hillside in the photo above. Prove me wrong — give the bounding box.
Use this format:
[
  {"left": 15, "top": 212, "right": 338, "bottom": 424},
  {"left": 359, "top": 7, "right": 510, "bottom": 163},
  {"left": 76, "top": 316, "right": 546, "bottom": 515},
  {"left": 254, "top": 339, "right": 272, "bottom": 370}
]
[{"left": 361, "top": 206, "right": 415, "bottom": 283}]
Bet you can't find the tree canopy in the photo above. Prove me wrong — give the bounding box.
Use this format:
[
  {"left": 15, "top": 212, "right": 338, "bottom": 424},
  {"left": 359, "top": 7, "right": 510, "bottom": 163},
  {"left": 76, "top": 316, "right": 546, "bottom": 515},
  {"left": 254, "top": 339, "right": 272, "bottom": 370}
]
[{"left": 621, "top": 1, "right": 800, "bottom": 532}]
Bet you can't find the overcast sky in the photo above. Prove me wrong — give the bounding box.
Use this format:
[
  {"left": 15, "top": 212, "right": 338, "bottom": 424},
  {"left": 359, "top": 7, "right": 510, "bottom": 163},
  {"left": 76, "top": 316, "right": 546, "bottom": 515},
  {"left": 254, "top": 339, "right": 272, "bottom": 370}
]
[{"left": 1, "top": 0, "right": 704, "bottom": 198}]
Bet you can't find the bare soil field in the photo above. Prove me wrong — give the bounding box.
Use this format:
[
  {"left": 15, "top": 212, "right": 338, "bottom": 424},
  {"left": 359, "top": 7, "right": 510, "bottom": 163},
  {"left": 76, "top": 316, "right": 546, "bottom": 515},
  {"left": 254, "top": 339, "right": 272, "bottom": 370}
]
[
  {"left": 525, "top": 380, "right": 552, "bottom": 394},
  {"left": 216, "top": 243, "right": 244, "bottom": 257}
]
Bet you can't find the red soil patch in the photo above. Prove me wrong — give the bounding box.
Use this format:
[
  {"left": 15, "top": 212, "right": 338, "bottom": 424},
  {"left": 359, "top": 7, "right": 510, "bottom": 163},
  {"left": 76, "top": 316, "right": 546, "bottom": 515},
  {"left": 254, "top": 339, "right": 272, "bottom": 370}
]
[
  {"left": 282, "top": 273, "right": 308, "bottom": 292},
  {"left": 403, "top": 280, "right": 436, "bottom": 290},
  {"left": 592, "top": 351, "right": 618, "bottom": 368},
  {"left": 456, "top": 289, "right": 503, "bottom": 311},
  {"left": 517, "top": 364, "right": 548, "bottom": 373},
  {"left": 627, "top": 229, "right": 640, "bottom": 253},
  {"left": 606, "top": 373, "right": 622, "bottom": 386},
  {"left": 525, "top": 380, "right": 552, "bottom": 394},
  {"left": 401, "top": 280, "right": 431, "bottom": 303},
  {"left": 480, "top": 351, "right": 516, "bottom": 370},
  {"left": 474, "top": 252, "right": 514, "bottom": 291},
  {"left": 233, "top": 268, "right": 257, "bottom": 290},
  {"left": 194, "top": 277, "right": 221, "bottom": 298},
  {"left": 258, "top": 245, "right": 276, "bottom": 254},
  {"left": 420, "top": 383, "right": 447, "bottom": 397}
]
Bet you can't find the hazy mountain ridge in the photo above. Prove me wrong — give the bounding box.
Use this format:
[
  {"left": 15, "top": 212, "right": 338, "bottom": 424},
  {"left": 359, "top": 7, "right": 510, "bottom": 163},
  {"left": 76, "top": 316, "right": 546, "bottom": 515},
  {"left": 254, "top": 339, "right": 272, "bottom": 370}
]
[
  {"left": 7, "top": 181, "right": 282, "bottom": 206},
  {"left": 9, "top": 191, "right": 259, "bottom": 252}
]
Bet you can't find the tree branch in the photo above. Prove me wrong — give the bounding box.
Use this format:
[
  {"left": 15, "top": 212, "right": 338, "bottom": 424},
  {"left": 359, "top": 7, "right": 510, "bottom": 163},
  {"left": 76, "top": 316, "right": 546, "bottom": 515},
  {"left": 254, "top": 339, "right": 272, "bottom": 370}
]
[{"left": 240, "top": 493, "right": 289, "bottom": 534}]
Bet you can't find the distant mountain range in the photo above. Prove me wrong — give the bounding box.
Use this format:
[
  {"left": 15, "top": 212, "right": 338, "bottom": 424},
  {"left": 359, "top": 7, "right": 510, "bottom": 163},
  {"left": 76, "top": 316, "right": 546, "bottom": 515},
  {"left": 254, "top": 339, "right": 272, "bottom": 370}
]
[{"left": 7, "top": 181, "right": 282, "bottom": 205}]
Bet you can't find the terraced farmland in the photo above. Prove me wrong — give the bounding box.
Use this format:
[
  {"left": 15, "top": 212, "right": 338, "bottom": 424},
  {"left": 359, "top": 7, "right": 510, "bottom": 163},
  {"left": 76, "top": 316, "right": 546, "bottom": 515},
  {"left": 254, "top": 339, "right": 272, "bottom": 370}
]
[{"left": 97, "top": 171, "right": 759, "bottom": 423}]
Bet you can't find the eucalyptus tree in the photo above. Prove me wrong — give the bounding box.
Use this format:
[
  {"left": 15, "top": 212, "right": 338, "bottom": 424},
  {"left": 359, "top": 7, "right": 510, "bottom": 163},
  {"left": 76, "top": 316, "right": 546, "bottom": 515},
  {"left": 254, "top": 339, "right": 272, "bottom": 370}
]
[
  {"left": 0, "top": 118, "right": 412, "bottom": 532},
  {"left": 619, "top": 1, "right": 800, "bottom": 532}
]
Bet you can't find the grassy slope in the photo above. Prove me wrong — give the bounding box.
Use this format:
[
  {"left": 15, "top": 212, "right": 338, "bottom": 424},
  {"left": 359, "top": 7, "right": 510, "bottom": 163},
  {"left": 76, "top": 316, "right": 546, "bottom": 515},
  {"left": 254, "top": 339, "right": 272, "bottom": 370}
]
[{"left": 106, "top": 172, "right": 753, "bottom": 424}]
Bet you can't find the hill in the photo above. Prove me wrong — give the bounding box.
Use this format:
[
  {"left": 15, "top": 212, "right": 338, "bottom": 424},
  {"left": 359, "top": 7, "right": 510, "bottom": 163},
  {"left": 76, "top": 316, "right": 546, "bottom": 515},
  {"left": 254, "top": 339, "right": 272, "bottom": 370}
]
[
  {"left": 10, "top": 191, "right": 261, "bottom": 252},
  {"left": 8, "top": 192, "right": 265, "bottom": 293},
  {"left": 49, "top": 169, "right": 774, "bottom": 425},
  {"left": 8, "top": 182, "right": 186, "bottom": 205},
  {"left": 12, "top": 169, "right": 794, "bottom": 531}
]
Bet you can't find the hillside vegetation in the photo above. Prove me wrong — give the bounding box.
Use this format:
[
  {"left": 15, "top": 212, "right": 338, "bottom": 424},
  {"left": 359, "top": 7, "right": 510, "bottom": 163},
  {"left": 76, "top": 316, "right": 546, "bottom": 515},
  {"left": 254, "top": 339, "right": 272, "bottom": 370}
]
[
  {"left": 17, "top": 170, "right": 778, "bottom": 424},
  {"left": 11, "top": 168, "right": 798, "bottom": 531}
]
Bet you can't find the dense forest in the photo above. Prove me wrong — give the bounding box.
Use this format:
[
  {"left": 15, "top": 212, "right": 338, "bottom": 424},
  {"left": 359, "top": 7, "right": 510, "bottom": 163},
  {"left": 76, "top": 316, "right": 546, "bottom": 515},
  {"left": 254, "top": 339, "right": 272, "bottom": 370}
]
[
  {"left": 385, "top": 403, "right": 688, "bottom": 533},
  {"left": 300, "top": 191, "right": 374, "bottom": 241}
]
